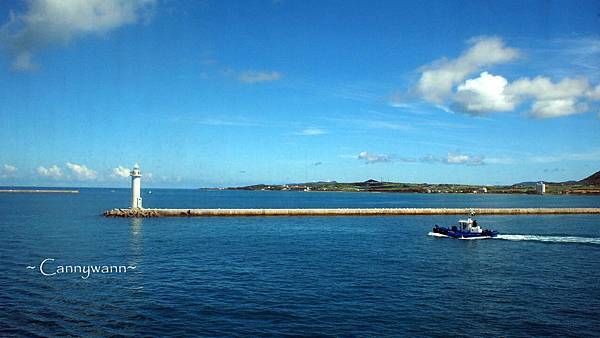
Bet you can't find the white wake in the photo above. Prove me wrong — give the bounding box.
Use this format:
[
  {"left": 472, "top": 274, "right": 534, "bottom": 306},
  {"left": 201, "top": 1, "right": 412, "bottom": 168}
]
[
  {"left": 428, "top": 232, "right": 448, "bottom": 238},
  {"left": 497, "top": 234, "right": 600, "bottom": 245}
]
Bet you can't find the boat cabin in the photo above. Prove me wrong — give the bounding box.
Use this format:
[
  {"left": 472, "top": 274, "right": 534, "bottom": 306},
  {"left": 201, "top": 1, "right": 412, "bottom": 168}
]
[{"left": 455, "top": 217, "right": 482, "bottom": 233}]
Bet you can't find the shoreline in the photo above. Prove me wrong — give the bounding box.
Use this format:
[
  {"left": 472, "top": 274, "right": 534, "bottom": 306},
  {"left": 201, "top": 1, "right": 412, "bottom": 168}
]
[{"left": 224, "top": 189, "right": 600, "bottom": 195}]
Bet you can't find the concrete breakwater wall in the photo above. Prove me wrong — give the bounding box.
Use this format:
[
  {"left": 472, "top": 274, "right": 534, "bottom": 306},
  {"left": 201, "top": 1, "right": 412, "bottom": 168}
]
[
  {"left": 0, "top": 189, "right": 79, "bottom": 194},
  {"left": 104, "top": 207, "right": 600, "bottom": 218}
]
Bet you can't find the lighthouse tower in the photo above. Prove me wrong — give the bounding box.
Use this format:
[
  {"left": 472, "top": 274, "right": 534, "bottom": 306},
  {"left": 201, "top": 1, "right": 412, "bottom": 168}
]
[{"left": 130, "top": 164, "right": 142, "bottom": 209}]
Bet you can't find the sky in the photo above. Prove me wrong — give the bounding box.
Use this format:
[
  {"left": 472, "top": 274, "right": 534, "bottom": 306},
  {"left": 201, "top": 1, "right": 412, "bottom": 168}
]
[{"left": 0, "top": 0, "right": 599, "bottom": 188}]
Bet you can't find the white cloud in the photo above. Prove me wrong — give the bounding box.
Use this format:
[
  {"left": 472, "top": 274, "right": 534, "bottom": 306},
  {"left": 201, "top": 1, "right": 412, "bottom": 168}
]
[
  {"left": 238, "top": 70, "right": 282, "bottom": 83},
  {"left": 454, "top": 73, "right": 599, "bottom": 118},
  {"left": 112, "top": 165, "right": 130, "bottom": 178},
  {"left": 529, "top": 99, "right": 579, "bottom": 118},
  {"left": 358, "top": 151, "right": 390, "bottom": 164},
  {"left": 0, "top": 0, "right": 156, "bottom": 71},
  {"left": 421, "top": 153, "right": 484, "bottom": 166},
  {"left": 37, "top": 165, "right": 63, "bottom": 178},
  {"left": 446, "top": 154, "right": 470, "bottom": 164},
  {"left": 66, "top": 162, "right": 97, "bottom": 180},
  {"left": 416, "top": 36, "right": 518, "bottom": 103},
  {"left": 1, "top": 164, "right": 17, "bottom": 178},
  {"left": 454, "top": 72, "right": 517, "bottom": 113},
  {"left": 505, "top": 76, "right": 596, "bottom": 118},
  {"left": 413, "top": 36, "right": 600, "bottom": 118},
  {"left": 3, "top": 164, "right": 17, "bottom": 174},
  {"left": 446, "top": 153, "right": 484, "bottom": 165},
  {"left": 295, "top": 128, "right": 327, "bottom": 136},
  {"left": 508, "top": 76, "right": 590, "bottom": 100}
]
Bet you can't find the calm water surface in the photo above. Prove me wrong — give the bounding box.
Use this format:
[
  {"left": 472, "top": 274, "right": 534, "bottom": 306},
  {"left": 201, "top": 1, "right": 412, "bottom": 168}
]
[{"left": 1, "top": 189, "right": 599, "bottom": 336}]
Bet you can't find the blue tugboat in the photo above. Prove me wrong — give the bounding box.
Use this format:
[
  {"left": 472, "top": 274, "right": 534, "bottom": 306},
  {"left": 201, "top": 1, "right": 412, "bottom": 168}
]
[{"left": 429, "top": 212, "right": 498, "bottom": 239}]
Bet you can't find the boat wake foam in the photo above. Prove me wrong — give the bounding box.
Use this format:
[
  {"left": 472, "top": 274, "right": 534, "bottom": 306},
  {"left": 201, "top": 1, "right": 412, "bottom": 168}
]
[
  {"left": 497, "top": 234, "right": 600, "bottom": 245},
  {"left": 428, "top": 232, "right": 448, "bottom": 238},
  {"left": 459, "top": 235, "right": 493, "bottom": 240}
]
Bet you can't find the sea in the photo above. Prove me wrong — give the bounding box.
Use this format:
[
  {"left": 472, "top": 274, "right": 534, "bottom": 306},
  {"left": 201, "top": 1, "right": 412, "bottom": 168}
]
[{"left": 1, "top": 189, "right": 599, "bottom": 337}]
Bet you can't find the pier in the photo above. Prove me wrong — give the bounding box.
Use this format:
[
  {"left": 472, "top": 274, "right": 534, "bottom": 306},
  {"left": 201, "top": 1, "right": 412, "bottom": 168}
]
[
  {"left": 0, "top": 189, "right": 79, "bottom": 194},
  {"left": 104, "top": 207, "right": 600, "bottom": 218}
]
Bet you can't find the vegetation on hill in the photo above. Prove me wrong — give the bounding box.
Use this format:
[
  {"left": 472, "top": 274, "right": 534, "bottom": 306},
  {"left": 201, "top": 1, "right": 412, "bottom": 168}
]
[
  {"left": 225, "top": 170, "right": 600, "bottom": 195},
  {"left": 580, "top": 170, "right": 600, "bottom": 185}
]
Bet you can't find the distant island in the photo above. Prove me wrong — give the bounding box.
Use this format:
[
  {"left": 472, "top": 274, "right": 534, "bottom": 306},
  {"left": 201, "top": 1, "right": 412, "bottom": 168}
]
[{"left": 225, "top": 170, "right": 600, "bottom": 195}]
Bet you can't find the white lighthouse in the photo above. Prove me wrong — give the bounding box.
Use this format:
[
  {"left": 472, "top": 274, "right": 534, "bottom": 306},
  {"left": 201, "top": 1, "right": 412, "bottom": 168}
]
[{"left": 130, "top": 164, "right": 142, "bottom": 209}]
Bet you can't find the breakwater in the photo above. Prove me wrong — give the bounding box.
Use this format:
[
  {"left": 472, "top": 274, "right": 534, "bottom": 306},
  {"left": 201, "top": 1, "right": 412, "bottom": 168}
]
[
  {"left": 104, "top": 207, "right": 600, "bottom": 217},
  {"left": 0, "top": 189, "right": 79, "bottom": 194}
]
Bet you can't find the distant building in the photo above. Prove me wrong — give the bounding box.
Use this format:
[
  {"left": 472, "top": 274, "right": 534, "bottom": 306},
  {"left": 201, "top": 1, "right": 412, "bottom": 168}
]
[
  {"left": 536, "top": 182, "right": 546, "bottom": 195},
  {"left": 479, "top": 187, "right": 487, "bottom": 193}
]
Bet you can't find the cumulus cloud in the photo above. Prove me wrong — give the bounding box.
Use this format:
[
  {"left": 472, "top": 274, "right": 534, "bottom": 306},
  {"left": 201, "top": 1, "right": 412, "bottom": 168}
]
[
  {"left": 505, "top": 76, "right": 595, "bottom": 118},
  {"left": 453, "top": 72, "right": 517, "bottom": 113},
  {"left": 414, "top": 36, "right": 600, "bottom": 118},
  {"left": 238, "top": 70, "right": 282, "bottom": 83},
  {"left": 529, "top": 99, "right": 580, "bottom": 118},
  {"left": 66, "top": 162, "right": 97, "bottom": 180},
  {"left": 508, "top": 76, "right": 590, "bottom": 99},
  {"left": 0, "top": 0, "right": 156, "bottom": 71},
  {"left": 37, "top": 165, "right": 62, "bottom": 178},
  {"left": 358, "top": 151, "right": 390, "bottom": 164},
  {"left": 455, "top": 74, "right": 599, "bottom": 118},
  {"left": 112, "top": 165, "right": 130, "bottom": 178},
  {"left": 295, "top": 128, "right": 327, "bottom": 136},
  {"left": 416, "top": 36, "right": 518, "bottom": 103}
]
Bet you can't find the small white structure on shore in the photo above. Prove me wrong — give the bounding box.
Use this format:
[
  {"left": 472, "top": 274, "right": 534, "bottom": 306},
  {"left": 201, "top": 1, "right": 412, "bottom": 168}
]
[
  {"left": 536, "top": 182, "right": 546, "bottom": 195},
  {"left": 130, "top": 164, "right": 142, "bottom": 209}
]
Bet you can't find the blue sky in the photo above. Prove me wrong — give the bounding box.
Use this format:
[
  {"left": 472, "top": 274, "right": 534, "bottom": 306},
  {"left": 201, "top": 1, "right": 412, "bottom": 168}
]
[{"left": 0, "top": 0, "right": 599, "bottom": 188}]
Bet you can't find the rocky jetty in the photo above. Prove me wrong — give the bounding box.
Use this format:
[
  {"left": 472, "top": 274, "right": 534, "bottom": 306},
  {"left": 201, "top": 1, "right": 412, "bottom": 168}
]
[{"left": 103, "top": 207, "right": 600, "bottom": 218}]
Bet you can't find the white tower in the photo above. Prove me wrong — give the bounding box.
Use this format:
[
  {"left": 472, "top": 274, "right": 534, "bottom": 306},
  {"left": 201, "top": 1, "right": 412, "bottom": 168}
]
[
  {"left": 130, "top": 164, "right": 142, "bottom": 209},
  {"left": 536, "top": 182, "right": 546, "bottom": 195}
]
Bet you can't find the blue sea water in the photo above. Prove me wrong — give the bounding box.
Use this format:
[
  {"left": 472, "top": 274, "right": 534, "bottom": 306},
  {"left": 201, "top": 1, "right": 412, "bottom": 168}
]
[{"left": 1, "top": 189, "right": 600, "bottom": 337}]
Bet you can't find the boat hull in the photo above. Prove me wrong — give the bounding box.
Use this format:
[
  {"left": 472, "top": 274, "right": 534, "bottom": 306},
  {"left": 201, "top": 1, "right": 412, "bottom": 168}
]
[{"left": 430, "top": 226, "right": 498, "bottom": 239}]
